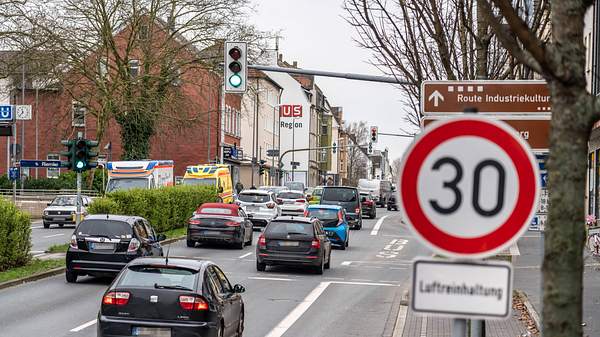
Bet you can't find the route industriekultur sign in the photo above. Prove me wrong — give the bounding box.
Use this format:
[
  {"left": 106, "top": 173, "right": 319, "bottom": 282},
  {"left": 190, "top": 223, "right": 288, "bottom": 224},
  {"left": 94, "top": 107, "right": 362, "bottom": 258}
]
[{"left": 422, "top": 80, "right": 550, "bottom": 115}]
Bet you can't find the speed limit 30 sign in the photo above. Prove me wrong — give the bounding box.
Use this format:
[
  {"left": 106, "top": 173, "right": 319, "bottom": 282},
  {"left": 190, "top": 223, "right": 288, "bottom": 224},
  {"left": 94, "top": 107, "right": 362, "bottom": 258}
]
[{"left": 399, "top": 116, "right": 540, "bottom": 258}]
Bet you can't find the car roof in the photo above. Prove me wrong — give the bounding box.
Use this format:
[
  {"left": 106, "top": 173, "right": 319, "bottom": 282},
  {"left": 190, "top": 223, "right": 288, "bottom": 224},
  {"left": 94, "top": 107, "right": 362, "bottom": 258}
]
[
  {"left": 198, "top": 203, "right": 239, "bottom": 210},
  {"left": 83, "top": 214, "right": 144, "bottom": 224},
  {"left": 272, "top": 216, "right": 316, "bottom": 223},
  {"left": 127, "top": 257, "right": 212, "bottom": 272},
  {"left": 323, "top": 186, "right": 357, "bottom": 190},
  {"left": 240, "top": 189, "right": 271, "bottom": 195},
  {"left": 53, "top": 194, "right": 90, "bottom": 198},
  {"left": 307, "top": 204, "right": 342, "bottom": 210}
]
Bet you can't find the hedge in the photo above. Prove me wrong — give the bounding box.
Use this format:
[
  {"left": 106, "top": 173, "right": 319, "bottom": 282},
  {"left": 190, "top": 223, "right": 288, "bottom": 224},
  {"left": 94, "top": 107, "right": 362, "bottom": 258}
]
[
  {"left": 0, "top": 169, "right": 106, "bottom": 192},
  {"left": 0, "top": 197, "right": 31, "bottom": 271},
  {"left": 88, "top": 185, "right": 218, "bottom": 232}
]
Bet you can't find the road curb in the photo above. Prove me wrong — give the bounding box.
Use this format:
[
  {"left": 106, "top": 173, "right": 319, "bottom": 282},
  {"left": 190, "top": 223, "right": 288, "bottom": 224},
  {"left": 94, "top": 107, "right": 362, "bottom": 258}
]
[
  {"left": 0, "top": 235, "right": 187, "bottom": 291},
  {"left": 0, "top": 266, "right": 65, "bottom": 291},
  {"left": 515, "top": 289, "right": 541, "bottom": 331}
]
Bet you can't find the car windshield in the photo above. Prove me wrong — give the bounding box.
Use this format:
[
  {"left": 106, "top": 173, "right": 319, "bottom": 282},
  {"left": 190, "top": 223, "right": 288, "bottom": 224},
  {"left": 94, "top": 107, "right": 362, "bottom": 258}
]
[
  {"left": 278, "top": 192, "right": 304, "bottom": 199},
  {"left": 285, "top": 182, "right": 304, "bottom": 191},
  {"left": 76, "top": 220, "right": 132, "bottom": 238},
  {"left": 358, "top": 179, "right": 380, "bottom": 190},
  {"left": 50, "top": 196, "right": 77, "bottom": 206},
  {"left": 238, "top": 193, "right": 270, "bottom": 203},
  {"left": 307, "top": 208, "right": 338, "bottom": 220},
  {"left": 183, "top": 178, "right": 216, "bottom": 186},
  {"left": 313, "top": 188, "right": 323, "bottom": 196},
  {"left": 119, "top": 265, "right": 197, "bottom": 290},
  {"left": 323, "top": 188, "right": 358, "bottom": 202},
  {"left": 266, "top": 221, "right": 313, "bottom": 236},
  {"left": 106, "top": 178, "right": 148, "bottom": 192}
]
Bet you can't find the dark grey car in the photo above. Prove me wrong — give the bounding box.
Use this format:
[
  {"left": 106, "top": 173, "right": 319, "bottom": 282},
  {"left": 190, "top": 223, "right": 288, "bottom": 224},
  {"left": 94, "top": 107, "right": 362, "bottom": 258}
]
[{"left": 320, "top": 186, "right": 363, "bottom": 230}]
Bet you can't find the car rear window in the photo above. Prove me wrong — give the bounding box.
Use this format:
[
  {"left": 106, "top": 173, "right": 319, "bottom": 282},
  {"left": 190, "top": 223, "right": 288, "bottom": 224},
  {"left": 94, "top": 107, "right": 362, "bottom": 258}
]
[
  {"left": 199, "top": 207, "right": 233, "bottom": 215},
  {"left": 307, "top": 208, "right": 338, "bottom": 220},
  {"left": 238, "top": 193, "right": 270, "bottom": 203},
  {"left": 266, "top": 221, "right": 314, "bottom": 236},
  {"left": 119, "top": 265, "right": 197, "bottom": 289},
  {"left": 322, "top": 188, "right": 358, "bottom": 202},
  {"left": 76, "top": 220, "right": 132, "bottom": 238},
  {"left": 278, "top": 192, "right": 304, "bottom": 199}
]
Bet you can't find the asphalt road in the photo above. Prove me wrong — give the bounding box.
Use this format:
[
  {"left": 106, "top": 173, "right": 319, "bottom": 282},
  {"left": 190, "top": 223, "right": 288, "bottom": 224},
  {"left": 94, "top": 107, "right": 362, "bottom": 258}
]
[
  {"left": 1, "top": 208, "right": 429, "bottom": 337},
  {"left": 29, "top": 220, "right": 76, "bottom": 254}
]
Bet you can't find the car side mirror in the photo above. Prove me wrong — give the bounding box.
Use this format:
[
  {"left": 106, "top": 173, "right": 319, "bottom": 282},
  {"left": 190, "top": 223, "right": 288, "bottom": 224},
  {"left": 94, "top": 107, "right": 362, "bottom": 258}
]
[
  {"left": 233, "top": 284, "right": 245, "bottom": 293},
  {"left": 47, "top": 202, "right": 51, "bottom": 206},
  {"left": 157, "top": 234, "right": 166, "bottom": 242}
]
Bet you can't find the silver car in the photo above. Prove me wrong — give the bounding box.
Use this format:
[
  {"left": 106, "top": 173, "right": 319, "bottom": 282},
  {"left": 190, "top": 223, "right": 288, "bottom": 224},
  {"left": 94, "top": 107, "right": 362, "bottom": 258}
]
[
  {"left": 42, "top": 195, "right": 93, "bottom": 228},
  {"left": 277, "top": 191, "right": 308, "bottom": 216},
  {"left": 236, "top": 190, "right": 280, "bottom": 229}
]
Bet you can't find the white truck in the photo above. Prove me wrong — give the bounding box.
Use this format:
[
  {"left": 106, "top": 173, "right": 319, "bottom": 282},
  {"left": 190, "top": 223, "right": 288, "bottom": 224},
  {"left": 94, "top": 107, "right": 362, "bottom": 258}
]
[
  {"left": 106, "top": 160, "right": 174, "bottom": 193},
  {"left": 358, "top": 178, "right": 393, "bottom": 207}
]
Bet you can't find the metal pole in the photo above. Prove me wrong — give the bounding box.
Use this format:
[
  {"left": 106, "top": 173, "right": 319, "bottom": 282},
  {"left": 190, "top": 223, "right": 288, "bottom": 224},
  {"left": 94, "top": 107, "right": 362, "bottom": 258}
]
[
  {"left": 452, "top": 318, "right": 467, "bottom": 337},
  {"left": 248, "top": 64, "right": 413, "bottom": 85},
  {"left": 470, "top": 319, "right": 485, "bottom": 337},
  {"left": 378, "top": 132, "right": 415, "bottom": 138},
  {"left": 76, "top": 171, "right": 82, "bottom": 226},
  {"left": 219, "top": 80, "right": 225, "bottom": 164},
  {"left": 21, "top": 57, "right": 24, "bottom": 186},
  {"left": 35, "top": 87, "right": 38, "bottom": 178},
  {"left": 12, "top": 122, "right": 16, "bottom": 203}
]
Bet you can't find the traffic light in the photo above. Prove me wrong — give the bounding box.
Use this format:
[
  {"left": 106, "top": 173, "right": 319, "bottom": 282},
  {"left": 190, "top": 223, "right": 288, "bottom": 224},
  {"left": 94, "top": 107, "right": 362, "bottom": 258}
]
[
  {"left": 370, "top": 126, "right": 378, "bottom": 143},
  {"left": 224, "top": 41, "right": 247, "bottom": 93},
  {"left": 367, "top": 141, "right": 374, "bottom": 155},
  {"left": 258, "top": 159, "right": 266, "bottom": 175},
  {"left": 74, "top": 139, "right": 87, "bottom": 172},
  {"left": 86, "top": 139, "right": 99, "bottom": 169},
  {"left": 332, "top": 142, "right": 337, "bottom": 154},
  {"left": 60, "top": 139, "right": 75, "bottom": 169}
]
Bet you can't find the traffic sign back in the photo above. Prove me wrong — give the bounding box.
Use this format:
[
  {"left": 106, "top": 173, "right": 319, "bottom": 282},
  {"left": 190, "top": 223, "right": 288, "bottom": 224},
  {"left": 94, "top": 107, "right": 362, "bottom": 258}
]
[{"left": 398, "top": 116, "right": 540, "bottom": 258}]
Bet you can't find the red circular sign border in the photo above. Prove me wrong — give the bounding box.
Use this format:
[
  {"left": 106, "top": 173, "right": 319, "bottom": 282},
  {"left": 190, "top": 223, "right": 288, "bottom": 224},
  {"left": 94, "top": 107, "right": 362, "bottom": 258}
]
[{"left": 399, "top": 117, "right": 539, "bottom": 257}]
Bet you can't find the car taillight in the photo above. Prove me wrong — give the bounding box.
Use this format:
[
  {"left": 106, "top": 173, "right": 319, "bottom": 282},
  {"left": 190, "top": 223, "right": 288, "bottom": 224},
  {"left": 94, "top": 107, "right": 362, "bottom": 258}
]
[
  {"left": 267, "top": 202, "right": 276, "bottom": 209},
  {"left": 276, "top": 198, "right": 283, "bottom": 204},
  {"left": 179, "top": 295, "right": 209, "bottom": 311},
  {"left": 103, "top": 291, "right": 130, "bottom": 306},
  {"left": 304, "top": 210, "right": 309, "bottom": 217},
  {"left": 225, "top": 221, "right": 240, "bottom": 227},
  {"left": 69, "top": 234, "right": 77, "bottom": 249},
  {"left": 311, "top": 239, "right": 321, "bottom": 249},
  {"left": 258, "top": 234, "right": 266, "bottom": 248},
  {"left": 188, "top": 219, "right": 201, "bottom": 225},
  {"left": 355, "top": 208, "right": 361, "bottom": 214},
  {"left": 296, "top": 199, "right": 306, "bottom": 203},
  {"left": 127, "top": 238, "right": 141, "bottom": 252}
]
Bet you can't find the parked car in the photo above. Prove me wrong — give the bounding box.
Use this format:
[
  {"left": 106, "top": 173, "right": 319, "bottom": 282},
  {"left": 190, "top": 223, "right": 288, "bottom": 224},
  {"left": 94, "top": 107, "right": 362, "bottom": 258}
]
[
  {"left": 42, "top": 195, "right": 93, "bottom": 228},
  {"left": 360, "top": 192, "right": 377, "bottom": 219},
  {"left": 305, "top": 205, "right": 349, "bottom": 249},
  {"left": 320, "top": 186, "right": 362, "bottom": 230},
  {"left": 98, "top": 257, "right": 245, "bottom": 337},
  {"left": 256, "top": 216, "right": 332, "bottom": 274},
  {"left": 387, "top": 194, "right": 399, "bottom": 211},
  {"left": 277, "top": 191, "right": 308, "bottom": 216},
  {"left": 65, "top": 214, "right": 165, "bottom": 283},
  {"left": 308, "top": 186, "right": 323, "bottom": 205},
  {"left": 236, "top": 190, "right": 280, "bottom": 229},
  {"left": 258, "top": 185, "right": 289, "bottom": 196},
  {"left": 187, "top": 203, "right": 253, "bottom": 249},
  {"left": 285, "top": 181, "right": 305, "bottom": 192}
]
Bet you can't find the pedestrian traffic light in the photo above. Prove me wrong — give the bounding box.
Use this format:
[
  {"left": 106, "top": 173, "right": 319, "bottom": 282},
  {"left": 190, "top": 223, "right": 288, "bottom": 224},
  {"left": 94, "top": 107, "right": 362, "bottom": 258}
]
[
  {"left": 224, "top": 41, "right": 247, "bottom": 93},
  {"left": 370, "top": 126, "right": 378, "bottom": 143},
  {"left": 367, "top": 141, "right": 374, "bottom": 155},
  {"left": 60, "top": 139, "right": 75, "bottom": 169}
]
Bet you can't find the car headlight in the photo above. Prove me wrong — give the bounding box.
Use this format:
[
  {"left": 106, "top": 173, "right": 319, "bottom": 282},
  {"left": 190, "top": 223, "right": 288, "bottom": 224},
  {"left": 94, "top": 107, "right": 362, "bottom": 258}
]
[
  {"left": 70, "top": 211, "right": 75, "bottom": 215},
  {"left": 43, "top": 211, "right": 48, "bottom": 216}
]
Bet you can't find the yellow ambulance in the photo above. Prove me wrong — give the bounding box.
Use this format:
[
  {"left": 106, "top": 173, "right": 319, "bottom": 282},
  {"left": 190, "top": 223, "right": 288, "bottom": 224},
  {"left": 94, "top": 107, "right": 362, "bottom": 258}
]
[{"left": 182, "top": 164, "right": 234, "bottom": 203}]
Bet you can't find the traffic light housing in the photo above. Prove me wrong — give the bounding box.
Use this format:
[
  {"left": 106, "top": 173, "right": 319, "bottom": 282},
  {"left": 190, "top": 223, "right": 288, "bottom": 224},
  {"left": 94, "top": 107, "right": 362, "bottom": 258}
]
[
  {"left": 367, "top": 141, "right": 374, "bottom": 155},
  {"left": 61, "top": 138, "right": 99, "bottom": 172},
  {"left": 224, "top": 41, "right": 247, "bottom": 93},
  {"left": 61, "top": 139, "right": 75, "bottom": 169},
  {"left": 332, "top": 142, "right": 337, "bottom": 154},
  {"left": 258, "top": 159, "right": 266, "bottom": 175},
  {"left": 370, "top": 126, "right": 378, "bottom": 143}
]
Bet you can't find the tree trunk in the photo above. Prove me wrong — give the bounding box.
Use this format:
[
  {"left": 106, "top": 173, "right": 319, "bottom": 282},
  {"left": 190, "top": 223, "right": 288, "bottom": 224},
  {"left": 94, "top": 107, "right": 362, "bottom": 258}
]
[
  {"left": 116, "top": 110, "right": 156, "bottom": 160},
  {"left": 543, "top": 82, "right": 588, "bottom": 337}
]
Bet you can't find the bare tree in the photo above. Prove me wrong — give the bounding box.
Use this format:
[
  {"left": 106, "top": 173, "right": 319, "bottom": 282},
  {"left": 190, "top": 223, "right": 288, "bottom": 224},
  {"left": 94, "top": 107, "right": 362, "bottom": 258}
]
[
  {"left": 343, "top": 0, "right": 550, "bottom": 133},
  {"left": 476, "top": 1, "right": 594, "bottom": 336},
  {"left": 0, "top": 0, "right": 268, "bottom": 159},
  {"left": 345, "top": 121, "right": 369, "bottom": 186},
  {"left": 390, "top": 157, "right": 402, "bottom": 181}
]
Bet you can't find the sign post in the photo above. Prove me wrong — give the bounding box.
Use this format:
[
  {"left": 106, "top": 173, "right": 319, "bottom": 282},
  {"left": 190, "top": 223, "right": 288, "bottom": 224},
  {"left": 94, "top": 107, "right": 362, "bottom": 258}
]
[{"left": 398, "top": 116, "right": 540, "bottom": 336}]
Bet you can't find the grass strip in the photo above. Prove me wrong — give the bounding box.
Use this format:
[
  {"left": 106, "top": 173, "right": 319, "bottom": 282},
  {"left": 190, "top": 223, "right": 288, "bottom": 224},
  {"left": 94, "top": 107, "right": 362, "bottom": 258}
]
[
  {"left": 160, "top": 226, "right": 186, "bottom": 239},
  {"left": 0, "top": 259, "right": 64, "bottom": 283},
  {"left": 46, "top": 243, "right": 70, "bottom": 253}
]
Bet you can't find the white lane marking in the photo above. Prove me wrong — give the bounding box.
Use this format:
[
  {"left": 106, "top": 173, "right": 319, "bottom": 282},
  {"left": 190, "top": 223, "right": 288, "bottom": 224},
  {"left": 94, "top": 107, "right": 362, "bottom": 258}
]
[
  {"left": 370, "top": 215, "right": 389, "bottom": 235},
  {"left": 350, "top": 279, "right": 373, "bottom": 282},
  {"left": 30, "top": 250, "right": 45, "bottom": 254},
  {"left": 248, "top": 277, "right": 294, "bottom": 282},
  {"left": 341, "top": 261, "right": 352, "bottom": 266},
  {"left": 420, "top": 316, "right": 427, "bottom": 337},
  {"left": 376, "top": 239, "right": 408, "bottom": 259},
  {"left": 70, "top": 319, "right": 97, "bottom": 332},
  {"left": 43, "top": 233, "right": 65, "bottom": 238},
  {"left": 332, "top": 281, "right": 397, "bottom": 287},
  {"left": 509, "top": 243, "right": 521, "bottom": 256},
  {"left": 238, "top": 252, "right": 253, "bottom": 259},
  {"left": 32, "top": 253, "right": 45, "bottom": 258},
  {"left": 31, "top": 226, "right": 43, "bottom": 229},
  {"left": 265, "top": 282, "right": 331, "bottom": 337}
]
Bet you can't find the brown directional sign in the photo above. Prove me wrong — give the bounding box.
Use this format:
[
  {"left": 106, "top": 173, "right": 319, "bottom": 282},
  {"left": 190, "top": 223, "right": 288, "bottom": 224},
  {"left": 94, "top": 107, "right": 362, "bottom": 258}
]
[
  {"left": 423, "top": 117, "right": 550, "bottom": 150},
  {"left": 421, "top": 80, "right": 551, "bottom": 115}
]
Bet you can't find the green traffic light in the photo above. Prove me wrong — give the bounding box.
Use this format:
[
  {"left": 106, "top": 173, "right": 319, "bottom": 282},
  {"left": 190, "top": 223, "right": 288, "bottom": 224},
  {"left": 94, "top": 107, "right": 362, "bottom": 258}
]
[
  {"left": 76, "top": 161, "right": 85, "bottom": 169},
  {"left": 228, "top": 74, "right": 242, "bottom": 88}
]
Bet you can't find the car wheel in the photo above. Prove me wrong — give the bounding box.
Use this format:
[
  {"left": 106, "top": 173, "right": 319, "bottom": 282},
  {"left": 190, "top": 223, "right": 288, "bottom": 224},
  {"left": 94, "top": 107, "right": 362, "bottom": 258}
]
[
  {"left": 43, "top": 222, "right": 50, "bottom": 229},
  {"left": 315, "top": 258, "right": 324, "bottom": 274},
  {"left": 65, "top": 270, "right": 78, "bottom": 283},
  {"left": 245, "top": 231, "right": 253, "bottom": 246},
  {"left": 58, "top": 224, "right": 64, "bottom": 228},
  {"left": 236, "top": 238, "right": 245, "bottom": 250},
  {"left": 325, "top": 253, "right": 331, "bottom": 269},
  {"left": 256, "top": 260, "right": 266, "bottom": 272},
  {"left": 346, "top": 239, "right": 349, "bottom": 247},
  {"left": 186, "top": 239, "right": 196, "bottom": 248},
  {"left": 340, "top": 241, "right": 346, "bottom": 250},
  {"left": 216, "top": 321, "right": 224, "bottom": 337},
  {"left": 237, "top": 308, "right": 245, "bottom": 337}
]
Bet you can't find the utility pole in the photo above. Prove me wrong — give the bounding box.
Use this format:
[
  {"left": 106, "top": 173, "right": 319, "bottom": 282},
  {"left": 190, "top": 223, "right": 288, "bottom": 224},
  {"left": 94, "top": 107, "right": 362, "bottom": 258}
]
[
  {"left": 219, "top": 81, "right": 225, "bottom": 164},
  {"left": 75, "top": 132, "right": 83, "bottom": 226}
]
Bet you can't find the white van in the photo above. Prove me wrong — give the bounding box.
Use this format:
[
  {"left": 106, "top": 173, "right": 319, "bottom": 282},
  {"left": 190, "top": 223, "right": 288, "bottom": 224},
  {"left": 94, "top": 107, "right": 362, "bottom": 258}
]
[{"left": 358, "top": 178, "right": 393, "bottom": 207}]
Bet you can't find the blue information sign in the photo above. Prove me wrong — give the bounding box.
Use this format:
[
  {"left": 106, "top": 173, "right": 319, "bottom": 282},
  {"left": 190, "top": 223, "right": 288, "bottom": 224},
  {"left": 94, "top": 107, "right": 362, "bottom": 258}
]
[
  {"left": 8, "top": 167, "right": 19, "bottom": 181},
  {"left": 0, "top": 105, "right": 13, "bottom": 122},
  {"left": 19, "top": 160, "right": 62, "bottom": 168}
]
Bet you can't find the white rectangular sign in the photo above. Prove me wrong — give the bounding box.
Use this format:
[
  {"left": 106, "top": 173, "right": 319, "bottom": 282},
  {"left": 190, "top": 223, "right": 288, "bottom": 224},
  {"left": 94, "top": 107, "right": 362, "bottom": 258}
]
[
  {"left": 15, "top": 105, "right": 32, "bottom": 120},
  {"left": 411, "top": 259, "right": 513, "bottom": 319}
]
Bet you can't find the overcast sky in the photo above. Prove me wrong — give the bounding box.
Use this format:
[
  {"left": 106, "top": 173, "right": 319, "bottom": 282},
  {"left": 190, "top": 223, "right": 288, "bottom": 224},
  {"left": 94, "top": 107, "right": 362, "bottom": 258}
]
[{"left": 249, "top": 0, "right": 415, "bottom": 162}]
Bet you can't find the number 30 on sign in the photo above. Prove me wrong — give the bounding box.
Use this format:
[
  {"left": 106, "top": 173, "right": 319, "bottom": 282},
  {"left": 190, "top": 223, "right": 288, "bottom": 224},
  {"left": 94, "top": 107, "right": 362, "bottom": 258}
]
[{"left": 398, "top": 116, "right": 540, "bottom": 258}]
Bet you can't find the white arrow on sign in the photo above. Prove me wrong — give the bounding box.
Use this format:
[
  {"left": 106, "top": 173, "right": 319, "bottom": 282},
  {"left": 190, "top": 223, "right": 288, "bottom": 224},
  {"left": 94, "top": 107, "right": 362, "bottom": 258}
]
[{"left": 428, "top": 90, "right": 444, "bottom": 107}]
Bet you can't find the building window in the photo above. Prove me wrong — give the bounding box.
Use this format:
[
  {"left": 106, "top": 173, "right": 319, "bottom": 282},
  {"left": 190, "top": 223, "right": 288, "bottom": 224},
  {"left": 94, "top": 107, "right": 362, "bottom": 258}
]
[
  {"left": 47, "top": 153, "right": 60, "bottom": 179},
  {"left": 138, "top": 24, "right": 149, "bottom": 41},
  {"left": 128, "top": 59, "right": 140, "bottom": 78},
  {"left": 72, "top": 101, "right": 85, "bottom": 127}
]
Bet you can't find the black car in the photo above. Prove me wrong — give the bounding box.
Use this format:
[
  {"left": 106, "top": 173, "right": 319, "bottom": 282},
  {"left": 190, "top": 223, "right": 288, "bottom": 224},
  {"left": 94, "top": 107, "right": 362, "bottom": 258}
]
[
  {"left": 65, "top": 214, "right": 165, "bottom": 283},
  {"left": 320, "top": 186, "right": 363, "bottom": 229},
  {"left": 387, "top": 194, "right": 399, "bottom": 211},
  {"left": 98, "top": 257, "right": 245, "bottom": 337},
  {"left": 256, "top": 216, "right": 332, "bottom": 274},
  {"left": 187, "top": 203, "right": 254, "bottom": 249}
]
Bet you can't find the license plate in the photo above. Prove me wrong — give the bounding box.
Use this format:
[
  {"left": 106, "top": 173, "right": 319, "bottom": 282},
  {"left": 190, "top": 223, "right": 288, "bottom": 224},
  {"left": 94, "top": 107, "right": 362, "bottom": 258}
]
[
  {"left": 279, "top": 241, "right": 299, "bottom": 247},
  {"left": 247, "top": 206, "right": 259, "bottom": 212},
  {"left": 204, "top": 230, "right": 221, "bottom": 236},
  {"left": 90, "top": 242, "right": 114, "bottom": 250},
  {"left": 132, "top": 327, "right": 171, "bottom": 337}
]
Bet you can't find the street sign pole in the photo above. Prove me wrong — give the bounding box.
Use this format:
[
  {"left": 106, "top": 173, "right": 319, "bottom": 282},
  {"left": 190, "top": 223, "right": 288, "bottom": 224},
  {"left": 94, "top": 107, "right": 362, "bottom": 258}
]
[
  {"left": 76, "top": 171, "right": 82, "bottom": 226},
  {"left": 452, "top": 318, "right": 467, "bottom": 337}
]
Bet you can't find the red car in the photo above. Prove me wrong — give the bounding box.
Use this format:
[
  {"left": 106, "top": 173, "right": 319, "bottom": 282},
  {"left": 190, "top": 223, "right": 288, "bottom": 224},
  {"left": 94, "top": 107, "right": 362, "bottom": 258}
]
[
  {"left": 187, "top": 203, "right": 254, "bottom": 249},
  {"left": 360, "top": 192, "right": 377, "bottom": 219}
]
